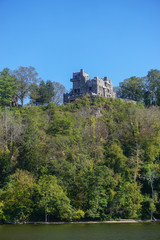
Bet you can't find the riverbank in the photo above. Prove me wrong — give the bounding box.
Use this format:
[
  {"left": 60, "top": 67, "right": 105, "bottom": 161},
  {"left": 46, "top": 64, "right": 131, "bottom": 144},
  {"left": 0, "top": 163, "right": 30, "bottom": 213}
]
[
  {"left": 28, "top": 220, "right": 160, "bottom": 224},
  {"left": 2, "top": 219, "right": 160, "bottom": 225}
]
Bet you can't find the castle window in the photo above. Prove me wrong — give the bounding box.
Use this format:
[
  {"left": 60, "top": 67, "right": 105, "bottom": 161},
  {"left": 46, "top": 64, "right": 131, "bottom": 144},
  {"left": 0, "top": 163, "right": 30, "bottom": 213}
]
[
  {"left": 89, "top": 87, "right": 92, "bottom": 91},
  {"left": 75, "top": 89, "right": 80, "bottom": 94}
]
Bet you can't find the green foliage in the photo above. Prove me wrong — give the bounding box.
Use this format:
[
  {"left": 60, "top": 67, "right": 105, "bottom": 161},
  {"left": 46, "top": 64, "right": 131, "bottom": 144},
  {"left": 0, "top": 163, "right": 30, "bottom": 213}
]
[
  {"left": 36, "top": 175, "right": 73, "bottom": 221},
  {"left": 114, "top": 182, "right": 143, "bottom": 219},
  {"left": 0, "top": 68, "right": 18, "bottom": 106},
  {"left": 0, "top": 98, "right": 160, "bottom": 222},
  {"left": 0, "top": 148, "right": 11, "bottom": 186},
  {"left": 47, "top": 112, "right": 73, "bottom": 136},
  {"left": 0, "top": 66, "right": 68, "bottom": 108},
  {"left": 83, "top": 166, "right": 116, "bottom": 220},
  {"left": 0, "top": 201, "right": 5, "bottom": 222},
  {"left": 73, "top": 209, "right": 85, "bottom": 220},
  {"left": 117, "top": 69, "right": 160, "bottom": 107},
  {"left": 105, "top": 143, "right": 129, "bottom": 177},
  {"left": 145, "top": 69, "right": 160, "bottom": 106},
  {"left": 0, "top": 169, "right": 35, "bottom": 222},
  {"left": 118, "top": 76, "right": 144, "bottom": 101},
  {"left": 30, "top": 80, "right": 54, "bottom": 105}
]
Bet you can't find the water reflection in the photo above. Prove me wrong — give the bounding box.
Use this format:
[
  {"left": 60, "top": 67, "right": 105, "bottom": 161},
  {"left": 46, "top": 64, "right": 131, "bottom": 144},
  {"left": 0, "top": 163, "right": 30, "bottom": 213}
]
[{"left": 0, "top": 223, "right": 160, "bottom": 240}]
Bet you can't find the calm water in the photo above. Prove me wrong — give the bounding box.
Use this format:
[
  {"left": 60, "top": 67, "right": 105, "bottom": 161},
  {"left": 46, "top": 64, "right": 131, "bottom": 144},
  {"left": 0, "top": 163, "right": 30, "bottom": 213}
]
[{"left": 0, "top": 223, "right": 160, "bottom": 240}]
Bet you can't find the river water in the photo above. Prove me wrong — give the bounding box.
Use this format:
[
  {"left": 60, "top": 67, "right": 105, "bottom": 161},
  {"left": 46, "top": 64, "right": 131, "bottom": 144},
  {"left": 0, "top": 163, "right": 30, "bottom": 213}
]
[{"left": 0, "top": 223, "right": 160, "bottom": 240}]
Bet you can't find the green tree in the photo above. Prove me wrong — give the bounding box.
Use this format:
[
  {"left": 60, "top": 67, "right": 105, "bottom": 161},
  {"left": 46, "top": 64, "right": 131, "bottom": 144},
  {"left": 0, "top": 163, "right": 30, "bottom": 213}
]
[
  {"left": 38, "top": 80, "right": 54, "bottom": 105},
  {"left": 0, "top": 201, "right": 5, "bottom": 222},
  {"left": 29, "top": 83, "right": 40, "bottom": 105},
  {"left": 0, "top": 148, "right": 11, "bottom": 187},
  {"left": 84, "top": 166, "right": 116, "bottom": 220},
  {"left": 144, "top": 69, "right": 160, "bottom": 106},
  {"left": 0, "top": 68, "right": 18, "bottom": 107},
  {"left": 105, "top": 143, "right": 129, "bottom": 178},
  {"left": 0, "top": 169, "right": 35, "bottom": 221},
  {"left": 36, "top": 175, "right": 73, "bottom": 222},
  {"left": 118, "top": 76, "right": 144, "bottom": 101},
  {"left": 30, "top": 80, "right": 54, "bottom": 105},
  {"left": 47, "top": 111, "right": 73, "bottom": 136},
  {"left": 70, "top": 165, "right": 116, "bottom": 220},
  {"left": 114, "top": 182, "right": 143, "bottom": 219},
  {"left": 143, "top": 163, "right": 159, "bottom": 220}
]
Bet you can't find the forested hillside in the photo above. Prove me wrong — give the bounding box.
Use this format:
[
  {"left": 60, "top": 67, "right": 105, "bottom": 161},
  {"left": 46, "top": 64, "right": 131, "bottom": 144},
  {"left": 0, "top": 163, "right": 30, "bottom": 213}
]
[{"left": 0, "top": 96, "right": 160, "bottom": 222}]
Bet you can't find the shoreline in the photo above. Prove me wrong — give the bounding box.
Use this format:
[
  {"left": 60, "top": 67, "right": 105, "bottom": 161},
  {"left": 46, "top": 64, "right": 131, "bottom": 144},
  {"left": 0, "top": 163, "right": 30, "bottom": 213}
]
[{"left": 2, "top": 219, "right": 160, "bottom": 225}]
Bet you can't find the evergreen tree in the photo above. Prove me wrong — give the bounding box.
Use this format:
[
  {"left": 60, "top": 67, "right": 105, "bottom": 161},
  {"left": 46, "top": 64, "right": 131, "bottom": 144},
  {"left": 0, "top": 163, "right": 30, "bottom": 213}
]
[
  {"left": 30, "top": 80, "right": 54, "bottom": 105},
  {"left": 0, "top": 68, "right": 18, "bottom": 107}
]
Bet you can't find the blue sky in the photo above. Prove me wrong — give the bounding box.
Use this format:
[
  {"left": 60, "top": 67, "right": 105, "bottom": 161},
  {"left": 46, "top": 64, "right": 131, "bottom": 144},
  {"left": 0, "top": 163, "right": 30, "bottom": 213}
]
[{"left": 0, "top": 0, "right": 160, "bottom": 90}]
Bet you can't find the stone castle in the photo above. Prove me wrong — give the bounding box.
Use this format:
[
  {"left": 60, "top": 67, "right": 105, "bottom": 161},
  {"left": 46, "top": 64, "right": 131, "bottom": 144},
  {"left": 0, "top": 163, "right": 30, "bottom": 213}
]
[{"left": 63, "top": 69, "right": 115, "bottom": 103}]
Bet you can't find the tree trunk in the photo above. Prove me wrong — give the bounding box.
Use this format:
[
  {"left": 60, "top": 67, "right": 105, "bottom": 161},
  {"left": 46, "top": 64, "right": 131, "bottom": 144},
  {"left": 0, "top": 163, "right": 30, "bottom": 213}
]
[
  {"left": 45, "top": 210, "right": 47, "bottom": 222},
  {"left": 21, "top": 98, "right": 24, "bottom": 107},
  {"left": 151, "top": 181, "right": 154, "bottom": 221},
  {"left": 4, "top": 108, "right": 8, "bottom": 141}
]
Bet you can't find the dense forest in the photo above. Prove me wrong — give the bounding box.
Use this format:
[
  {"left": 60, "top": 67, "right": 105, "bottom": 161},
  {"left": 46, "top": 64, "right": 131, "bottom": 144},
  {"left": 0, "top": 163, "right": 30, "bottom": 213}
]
[{"left": 0, "top": 96, "right": 160, "bottom": 222}]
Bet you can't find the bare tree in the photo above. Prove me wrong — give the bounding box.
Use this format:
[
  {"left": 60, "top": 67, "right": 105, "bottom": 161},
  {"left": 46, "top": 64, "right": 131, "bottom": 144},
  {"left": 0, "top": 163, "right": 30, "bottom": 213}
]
[{"left": 52, "top": 81, "right": 67, "bottom": 105}]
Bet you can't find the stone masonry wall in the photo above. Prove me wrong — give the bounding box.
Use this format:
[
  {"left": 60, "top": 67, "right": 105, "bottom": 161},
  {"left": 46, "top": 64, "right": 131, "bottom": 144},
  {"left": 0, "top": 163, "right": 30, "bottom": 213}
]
[{"left": 63, "top": 69, "right": 115, "bottom": 103}]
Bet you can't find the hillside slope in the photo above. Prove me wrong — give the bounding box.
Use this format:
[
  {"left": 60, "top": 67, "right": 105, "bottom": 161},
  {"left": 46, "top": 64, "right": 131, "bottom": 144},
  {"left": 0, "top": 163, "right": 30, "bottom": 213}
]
[{"left": 0, "top": 96, "right": 160, "bottom": 222}]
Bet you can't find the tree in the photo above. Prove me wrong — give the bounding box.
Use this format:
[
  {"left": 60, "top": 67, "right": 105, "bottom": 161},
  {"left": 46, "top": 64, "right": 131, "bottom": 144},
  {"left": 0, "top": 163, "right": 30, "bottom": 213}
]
[
  {"left": 143, "top": 163, "right": 159, "bottom": 220},
  {"left": 83, "top": 166, "right": 116, "bottom": 220},
  {"left": 144, "top": 69, "right": 160, "bottom": 106},
  {"left": 52, "top": 81, "right": 66, "bottom": 105},
  {"left": 105, "top": 143, "right": 129, "bottom": 177},
  {"left": 0, "top": 68, "right": 18, "bottom": 107},
  {"left": 29, "top": 83, "right": 40, "bottom": 105},
  {"left": 118, "top": 76, "right": 144, "bottom": 101},
  {"left": 113, "top": 87, "right": 120, "bottom": 98},
  {"left": 0, "top": 169, "right": 35, "bottom": 221},
  {"left": 114, "top": 182, "right": 143, "bottom": 219},
  {"left": 36, "top": 175, "right": 73, "bottom": 222},
  {"left": 13, "top": 66, "right": 40, "bottom": 106},
  {"left": 39, "top": 80, "right": 54, "bottom": 105},
  {"left": 30, "top": 80, "right": 54, "bottom": 105},
  {"left": 0, "top": 201, "right": 5, "bottom": 222}
]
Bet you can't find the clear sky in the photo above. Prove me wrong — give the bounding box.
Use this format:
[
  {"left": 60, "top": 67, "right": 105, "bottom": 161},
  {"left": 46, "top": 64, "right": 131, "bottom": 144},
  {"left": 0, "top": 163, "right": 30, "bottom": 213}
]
[{"left": 0, "top": 0, "right": 160, "bottom": 90}]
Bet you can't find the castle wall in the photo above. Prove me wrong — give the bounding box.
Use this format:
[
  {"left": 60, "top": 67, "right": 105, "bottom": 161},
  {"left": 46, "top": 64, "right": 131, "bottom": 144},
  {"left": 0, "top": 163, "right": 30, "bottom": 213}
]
[{"left": 64, "top": 69, "right": 115, "bottom": 103}]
